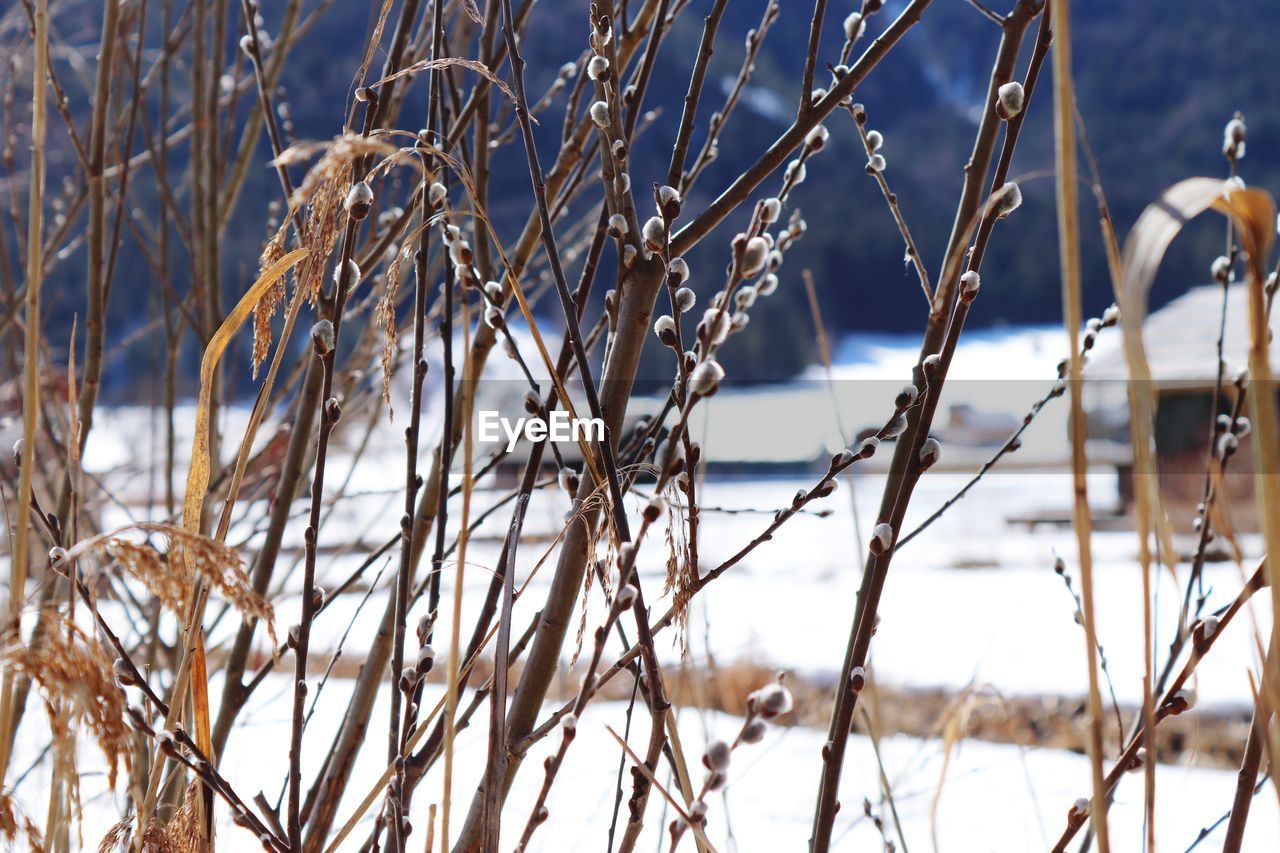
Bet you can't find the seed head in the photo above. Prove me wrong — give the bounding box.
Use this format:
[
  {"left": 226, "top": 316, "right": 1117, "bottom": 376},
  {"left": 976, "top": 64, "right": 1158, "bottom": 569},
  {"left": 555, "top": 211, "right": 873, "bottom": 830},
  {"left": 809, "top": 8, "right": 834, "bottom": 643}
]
[
  {"left": 996, "top": 81, "right": 1025, "bottom": 120},
  {"left": 344, "top": 181, "right": 374, "bottom": 220},
  {"left": 689, "top": 359, "right": 726, "bottom": 396}
]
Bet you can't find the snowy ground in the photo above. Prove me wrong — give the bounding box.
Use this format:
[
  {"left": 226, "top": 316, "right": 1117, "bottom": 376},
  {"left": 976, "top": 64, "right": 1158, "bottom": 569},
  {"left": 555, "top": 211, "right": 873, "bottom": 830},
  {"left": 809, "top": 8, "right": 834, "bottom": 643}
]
[{"left": 15, "top": 326, "right": 1279, "bottom": 849}]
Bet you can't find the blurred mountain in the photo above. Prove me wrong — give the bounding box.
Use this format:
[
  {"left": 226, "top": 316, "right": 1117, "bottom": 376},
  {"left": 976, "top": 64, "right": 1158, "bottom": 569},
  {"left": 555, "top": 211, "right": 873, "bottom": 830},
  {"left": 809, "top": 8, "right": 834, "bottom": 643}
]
[{"left": 13, "top": 0, "right": 1280, "bottom": 393}]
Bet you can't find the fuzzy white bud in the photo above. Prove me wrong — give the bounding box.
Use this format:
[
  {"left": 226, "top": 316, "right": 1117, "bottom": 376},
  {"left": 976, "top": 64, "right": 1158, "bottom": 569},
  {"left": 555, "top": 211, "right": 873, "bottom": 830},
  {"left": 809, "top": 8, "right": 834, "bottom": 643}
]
[
  {"left": 589, "top": 100, "right": 611, "bottom": 127},
  {"left": 843, "top": 12, "right": 865, "bottom": 40},
  {"left": 866, "top": 153, "right": 886, "bottom": 173},
  {"left": 587, "top": 55, "right": 610, "bottom": 80},
  {"left": 674, "top": 286, "right": 696, "bottom": 313},
  {"left": 996, "top": 81, "right": 1025, "bottom": 120},
  {"left": 608, "top": 213, "right": 628, "bottom": 237},
  {"left": 740, "top": 236, "right": 770, "bottom": 277},
  {"left": 689, "top": 359, "right": 725, "bottom": 395},
  {"left": 870, "top": 522, "right": 894, "bottom": 555},
  {"left": 865, "top": 129, "right": 884, "bottom": 151},
  {"left": 642, "top": 216, "right": 666, "bottom": 251},
  {"left": 668, "top": 257, "right": 690, "bottom": 285},
  {"left": 991, "top": 182, "right": 1022, "bottom": 218}
]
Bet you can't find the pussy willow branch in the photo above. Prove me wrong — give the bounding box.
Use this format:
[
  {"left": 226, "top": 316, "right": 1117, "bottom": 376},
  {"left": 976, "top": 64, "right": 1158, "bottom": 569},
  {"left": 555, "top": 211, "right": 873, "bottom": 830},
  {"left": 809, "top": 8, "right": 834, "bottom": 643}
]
[
  {"left": 1050, "top": 560, "right": 1269, "bottom": 851},
  {"left": 812, "top": 4, "right": 1042, "bottom": 848}
]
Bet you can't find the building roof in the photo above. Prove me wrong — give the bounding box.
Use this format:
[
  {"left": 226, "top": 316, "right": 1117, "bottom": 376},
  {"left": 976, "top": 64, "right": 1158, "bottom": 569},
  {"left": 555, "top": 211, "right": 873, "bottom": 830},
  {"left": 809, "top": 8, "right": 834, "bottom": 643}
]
[{"left": 1087, "top": 283, "right": 1280, "bottom": 389}]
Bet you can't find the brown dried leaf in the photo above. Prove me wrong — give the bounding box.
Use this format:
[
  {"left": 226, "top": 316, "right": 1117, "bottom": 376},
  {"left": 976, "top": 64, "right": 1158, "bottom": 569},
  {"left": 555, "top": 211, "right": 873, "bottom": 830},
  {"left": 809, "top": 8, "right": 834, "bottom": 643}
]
[{"left": 4, "top": 616, "right": 130, "bottom": 788}]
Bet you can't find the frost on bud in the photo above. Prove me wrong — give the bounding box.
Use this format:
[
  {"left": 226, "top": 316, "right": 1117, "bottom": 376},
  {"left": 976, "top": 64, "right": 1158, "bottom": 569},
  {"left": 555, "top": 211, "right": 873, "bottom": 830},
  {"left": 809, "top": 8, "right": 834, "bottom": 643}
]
[
  {"left": 843, "top": 12, "right": 865, "bottom": 41},
  {"left": 589, "top": 100, "right": 611, "bottom": 128},
  {"left": 805, "top": 124, "right": 830, "bottom": 151},
  {"left": 996, "top": 81, "right": 1025, "bottom": 120},
  {"left": 674, "top": 287, "right": 696, "bottom": 314},
  {"left": 587, "top": 55, "right": 610, "bottom": 80},
  {"left": 668, "top": 257, "right": 690, "bottom": 285},
  {"left": 654, "top": 314, "right": 678, "bottom": 347},
  {"left": 1211, "top": 254, "right": 1231, "bottom": 284},
  {"left": 310, "top": 320, "right": 335, "bottom": 355},
  {"left": 870, "top": 522, "right": 894, "bottom": 555},
  {"left": 865, "top": 129, "right": 884, "bottom": 152},
  {"left": 761, "top": 197, "right": 782, "bottom": 224},
  {"left": 608, "top": 213, "right": 628, "bottom": 237},
  {"left": 740, "top": 236, "right": 770, "bottom": 277},
  {"left": 558, "top": 467, "right": 580, "bottom": 495},
  {"left": 849, "top": 665, "right": 866, "bottom": 693},
  {"left": 344, "top": 181, "right": 374, "bottom": 220},
  {"left": 865, "top": 153, "right": 886, "bottom": 174},
  {"left": 739, "top": 718, "right": 768, "bottom": 744},
  {"left": 702, "top": 739, "right": 731, "bottom": 772},
  {"left": 747, "top": 681, "right": 793, "bottom": 720},
  {"left": 689, "top": 359, "right": 726, "bottom": 396},
  {"left": 960, "top": 270, "right": 981, "bottom": 302},
  {"left": 657, "top": 185, "right": 682, "bottom": 220},
  {"left": 895, "top": 384, "right": 918, "bottom": 410},
  {"left": 757, "top": 273, "right": 779, "bottom": 296},
  {"left": 642, "top": 216, "right": 667, "bottom": 252},
  {"left": 918, "top": 437, "right": 941, "bottom": 471},
  {"left": 1224, "top": 114, "right": 1246, "bottom": 160},
  {"left": 1069, "top": 798, "right": 1090, "bottom": 820},
  {"left": 990, "top": 181, "right": 1022, "bottom": 219}
]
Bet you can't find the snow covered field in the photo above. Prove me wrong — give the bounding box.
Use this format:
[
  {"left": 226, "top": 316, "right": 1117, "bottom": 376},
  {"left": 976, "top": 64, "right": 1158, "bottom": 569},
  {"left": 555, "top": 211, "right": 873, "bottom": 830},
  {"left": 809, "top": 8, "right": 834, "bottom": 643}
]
[{"left": 18, "top": 326, "right": 1278, "bottom": 849}]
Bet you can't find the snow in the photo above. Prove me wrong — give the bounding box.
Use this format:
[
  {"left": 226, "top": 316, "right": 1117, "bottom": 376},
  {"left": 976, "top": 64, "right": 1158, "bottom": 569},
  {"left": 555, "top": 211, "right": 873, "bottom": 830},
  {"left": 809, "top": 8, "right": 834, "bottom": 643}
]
[{"left": 25, "top": 324, "right": 1277, "bottom": 849}]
